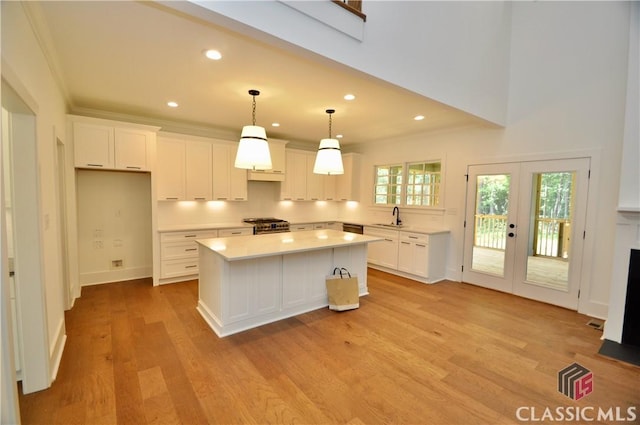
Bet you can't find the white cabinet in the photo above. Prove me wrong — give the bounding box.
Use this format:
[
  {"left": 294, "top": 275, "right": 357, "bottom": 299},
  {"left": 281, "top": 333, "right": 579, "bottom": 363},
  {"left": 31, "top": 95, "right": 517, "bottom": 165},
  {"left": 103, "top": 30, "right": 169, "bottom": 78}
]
[
  {"left": 157, "top": 137, "right": 212, "bottom": 201},
  {"left": 212, "top": 143, "right": 247, "bottom": 201},
  {"left": 186, "top": 141, "right": 212, "bottom": 201},
  {"left": 281, "top": 150, "right": 308, "bottom": 200},
  {"left": 218, "top": 227, "right": 253, "bottom": 237},
  {"left": 114, "top": 128, "right": 151, "bottom": 170},
  {"left": 281, "top": 150, "right": 360, "bottom": 201},
  {"left": 160, "top": 229, "right": 218, "bottom": 279},
  {"left": 160, "top": 227, "right": 252, "bottom": 282},
  {"left": 156, "top": 138, "right": 185, "bottom": 200},
  {"left": 306, "top": 155, "right": 324, "bottom": 201},
  {"left": 364, "top": 226, "right": 399, "bottom": 269},
  {"left": 335, "top": 153, "right": 361, "bottom": 201},
  {"left": 247, "top": 139, "right": 288, "bottom": 181},
  {"left": 157, "top": 136, "right": 247, "bottom": 201},
  {"left": 73, "top": 118, "right": 156, "bottom": 171},
  {"left": 73, "top": 122, "right": 114, "bottom": 168},
  {"left": 398, "top": 232, "right": 430, "bottom": 278},
  {"left": 327, "top": 221, "right": 343, "bottom": 230},
  {"left": 365, "top": 226, "right": 449, "bottom": 283}
]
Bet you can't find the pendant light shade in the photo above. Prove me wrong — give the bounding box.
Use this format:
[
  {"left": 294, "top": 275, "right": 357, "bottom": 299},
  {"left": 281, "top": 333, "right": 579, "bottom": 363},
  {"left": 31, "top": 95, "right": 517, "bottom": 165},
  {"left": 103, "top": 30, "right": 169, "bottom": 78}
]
[
  {"left": 313, "top": 109, "right": 344, "bottom": 175},
  {"left": 235, "top": 90, "right": 272, "bottom": 170}
]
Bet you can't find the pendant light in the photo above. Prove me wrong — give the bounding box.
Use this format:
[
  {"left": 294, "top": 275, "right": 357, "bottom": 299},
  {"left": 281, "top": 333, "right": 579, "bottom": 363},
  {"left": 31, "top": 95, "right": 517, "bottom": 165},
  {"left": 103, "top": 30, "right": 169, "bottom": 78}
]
[
  {"left": 235, "top": 89, "right": 272, "bottom": 170},
  {"left": 313, "top": 109, "right": 344, "bottom": 175}
]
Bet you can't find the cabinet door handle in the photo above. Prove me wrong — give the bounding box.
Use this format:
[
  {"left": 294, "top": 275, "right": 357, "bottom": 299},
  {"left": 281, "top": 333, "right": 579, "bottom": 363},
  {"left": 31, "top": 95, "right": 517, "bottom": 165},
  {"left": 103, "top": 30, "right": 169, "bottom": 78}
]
[
  {"left": 217, "top": 197, "right": 228, "bottom": 200},
  {"left": 194, "top": 197, "right": 206, "bottom": 200},
  {"left": 234, "top": 198, "right": 245, "bottom": 200},
  {"left": 384, "top": 238, "right": 394, "bottom": 242},
  {"left": 401, "top": 241, "right": 410, "bottom": 245},
  {"left": 185, "top": 265, "right": 197, "bottom": 269},
  {"left": 86, "top": 163, "right": 103, "bottom": 167},
  {"left": 230, "top": 232, "right": 241, "bottom": 235},
  {"left": 126, "top": 166, "right": 141, "bottom": 170},
  {"left": 408, "top": 236, "right": 419, "bottom": 239},
  {"left": 416, "top": 244, "right": 426, "bottom": 247},
  {"left": 185, "top": 248, "right": 197, "bottom": 252},
  {"left": 184, "top": 234, "right": 197, "bottom": 238}
]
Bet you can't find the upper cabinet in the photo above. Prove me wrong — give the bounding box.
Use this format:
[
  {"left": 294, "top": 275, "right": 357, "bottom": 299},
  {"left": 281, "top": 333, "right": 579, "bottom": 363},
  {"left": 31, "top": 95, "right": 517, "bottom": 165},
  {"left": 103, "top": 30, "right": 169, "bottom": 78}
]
[
  {"left": 71, "top": 116, "right": 158, "bottom": 171},
  {"left": 212, "top": 143, "right": 247, "bottom": 201},
  {"left": 247, "top": 139, "right": 288, "bottom": 181},
  {"left": 156, "top": 137, "right": 186, "bottom": 200},
  {"left": 335, "top": 153, "right": 361, "bottom": 201},
  {"left": 281, "top": 150, "right": 360, "bottom": 201},
  {"left": 156, "top": 134, "right": 247, "bottom": 202}
]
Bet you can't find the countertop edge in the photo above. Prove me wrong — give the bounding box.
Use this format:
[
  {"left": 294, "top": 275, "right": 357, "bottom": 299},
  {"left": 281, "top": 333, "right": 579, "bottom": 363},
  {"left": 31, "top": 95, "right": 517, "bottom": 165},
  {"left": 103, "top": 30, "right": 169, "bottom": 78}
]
[{"left": 196, "top": 230, "right": 383, "bottom": 261}]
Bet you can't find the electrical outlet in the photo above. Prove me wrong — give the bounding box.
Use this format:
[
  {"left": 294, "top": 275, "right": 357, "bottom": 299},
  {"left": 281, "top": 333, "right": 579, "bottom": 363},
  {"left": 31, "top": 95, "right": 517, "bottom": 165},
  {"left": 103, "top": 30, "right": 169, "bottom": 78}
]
[{"left": 111, "top": 259, "right": 123, "bottom": 268}]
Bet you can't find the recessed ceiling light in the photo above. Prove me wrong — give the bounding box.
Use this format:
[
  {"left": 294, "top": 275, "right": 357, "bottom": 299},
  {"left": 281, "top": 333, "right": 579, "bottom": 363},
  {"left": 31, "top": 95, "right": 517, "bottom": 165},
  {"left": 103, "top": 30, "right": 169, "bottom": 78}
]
[
  {"left": 336, "top": 134, "right": 343, "bottom": 139},
  {"left": 204, "top": 49, "right": 222, "bottom": 60},
  {"left": 167, "top": 101, "right": 179, "bottom": 108},
  {"left": 344, "top": 94, "right": 355, "bottom": 101},
  {"left": 414, "top": 115, "right": 425, "bottom": 121},
  {"left": 272, "top": 123, "right": 280, "bottom": 127}
]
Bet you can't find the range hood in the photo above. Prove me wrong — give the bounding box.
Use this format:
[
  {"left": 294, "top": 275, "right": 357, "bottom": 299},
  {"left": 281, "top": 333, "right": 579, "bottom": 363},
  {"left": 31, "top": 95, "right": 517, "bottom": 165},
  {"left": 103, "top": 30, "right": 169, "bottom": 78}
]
[{"left": 247, "top": 169, "right": 284, "bottom": 182}]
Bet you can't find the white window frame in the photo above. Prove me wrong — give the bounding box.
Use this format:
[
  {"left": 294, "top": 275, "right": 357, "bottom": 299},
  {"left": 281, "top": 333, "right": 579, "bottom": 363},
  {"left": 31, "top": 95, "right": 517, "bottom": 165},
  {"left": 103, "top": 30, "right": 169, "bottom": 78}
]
[{"left": 373, "top": 159, "right": 444, "bottom": 209}]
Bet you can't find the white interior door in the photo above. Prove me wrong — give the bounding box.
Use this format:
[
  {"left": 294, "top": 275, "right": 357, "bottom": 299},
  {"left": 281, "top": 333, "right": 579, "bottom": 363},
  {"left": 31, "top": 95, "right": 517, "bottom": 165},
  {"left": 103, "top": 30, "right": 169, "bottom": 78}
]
[{"left": 463, "top": 158, "right": 590, "bottom": 310}]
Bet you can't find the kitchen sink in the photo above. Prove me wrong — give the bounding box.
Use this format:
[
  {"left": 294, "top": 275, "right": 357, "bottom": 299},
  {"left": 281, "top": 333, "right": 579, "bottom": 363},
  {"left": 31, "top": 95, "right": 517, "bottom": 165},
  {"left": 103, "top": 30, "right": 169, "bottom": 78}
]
[{"left": 372, "top": 223, "right": 404, "bottom": 228}]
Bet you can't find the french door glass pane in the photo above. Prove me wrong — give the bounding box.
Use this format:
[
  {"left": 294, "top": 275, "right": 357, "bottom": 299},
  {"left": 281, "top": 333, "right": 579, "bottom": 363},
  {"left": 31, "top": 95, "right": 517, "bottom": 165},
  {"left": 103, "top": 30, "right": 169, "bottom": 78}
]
[
  {"left": 524, "top": 172, "right": 572, "bottom": 290},
  {"left": 471, "top": 174, "right": 510, "bottom": 277}
]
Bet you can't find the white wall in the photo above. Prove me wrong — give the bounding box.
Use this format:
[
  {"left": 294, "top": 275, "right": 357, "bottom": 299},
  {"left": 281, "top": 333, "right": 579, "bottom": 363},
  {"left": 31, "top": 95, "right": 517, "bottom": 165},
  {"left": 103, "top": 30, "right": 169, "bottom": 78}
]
[
  {"left": 157, "top": 179, "right": 340, "bottom": 228},
  {"left": 76, "top": 170, "right": 152, "bottom": 285},
  {"left": 172, "top": 0, "right": 512, "bottom": 126},
  {"left": 336, "top": 1, "right": 631, "bottom": 319},
  {"left": 1, "top": 0, "right": 69, "bottom": 397}
]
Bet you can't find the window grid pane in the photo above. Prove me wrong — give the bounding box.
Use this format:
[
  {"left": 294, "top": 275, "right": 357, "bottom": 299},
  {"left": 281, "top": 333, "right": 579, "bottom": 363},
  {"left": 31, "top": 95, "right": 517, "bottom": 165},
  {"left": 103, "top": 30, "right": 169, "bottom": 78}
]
[
  {"left": 374, "top": 165, "right": 402, "bottom": 205},
  {"left": 405, "top": 161, "right": 441, "bottom": 207}
]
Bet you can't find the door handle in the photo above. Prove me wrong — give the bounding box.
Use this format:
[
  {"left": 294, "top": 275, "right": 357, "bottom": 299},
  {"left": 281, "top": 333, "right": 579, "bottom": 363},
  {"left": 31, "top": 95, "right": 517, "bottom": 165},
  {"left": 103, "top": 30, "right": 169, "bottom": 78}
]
[
  {"left": 509, "top": 223, "right": 516, "bottom": 229},
  {"left": 508, "top": 232, "right": 516, "bottom": 238}
]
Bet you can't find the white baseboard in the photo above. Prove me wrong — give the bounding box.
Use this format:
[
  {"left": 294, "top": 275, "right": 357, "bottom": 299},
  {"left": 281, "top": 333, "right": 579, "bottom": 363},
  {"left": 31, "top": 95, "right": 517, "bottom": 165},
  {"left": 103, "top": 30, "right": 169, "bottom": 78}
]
[
  {"left": 49, "top": 318, "right": 66, "bottom": 382},
  {"left": 80, "top": 266, "right": 152, "bottom": 286}
]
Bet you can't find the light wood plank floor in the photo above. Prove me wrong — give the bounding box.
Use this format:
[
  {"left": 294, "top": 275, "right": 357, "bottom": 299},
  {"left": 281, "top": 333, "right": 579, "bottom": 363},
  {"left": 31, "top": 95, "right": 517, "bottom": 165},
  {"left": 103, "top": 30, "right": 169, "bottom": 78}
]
[{"left": 19, "top": 269, "right": 639, "bottom": 424}]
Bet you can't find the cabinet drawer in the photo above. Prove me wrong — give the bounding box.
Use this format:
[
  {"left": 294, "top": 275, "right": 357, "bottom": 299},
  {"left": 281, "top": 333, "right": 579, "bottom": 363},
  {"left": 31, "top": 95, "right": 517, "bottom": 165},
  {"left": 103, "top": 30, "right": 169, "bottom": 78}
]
[
  {"left": 219, "top": 228, "right": 253, "bottom": 237},
  {"left": 161, "top": 230, "right": 218, "bottom": 243},
  {"left": 162, "top": 242, "right": 200, "bottom": 260},
  {"left": 160, "top": 258, "right": 200, "bottom": 279},
  {"left": 400, "top": 232, "right": 429, "bottom": 244},
  {"left": 364, "top": 226, "right": 399, "bottom": 239}
]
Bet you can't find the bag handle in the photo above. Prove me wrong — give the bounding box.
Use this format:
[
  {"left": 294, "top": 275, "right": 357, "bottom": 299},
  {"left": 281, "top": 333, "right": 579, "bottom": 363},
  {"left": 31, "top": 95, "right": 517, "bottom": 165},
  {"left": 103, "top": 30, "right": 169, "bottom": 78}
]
[{"left": 332, "top": 267, "right": 351, "bottom": 278}]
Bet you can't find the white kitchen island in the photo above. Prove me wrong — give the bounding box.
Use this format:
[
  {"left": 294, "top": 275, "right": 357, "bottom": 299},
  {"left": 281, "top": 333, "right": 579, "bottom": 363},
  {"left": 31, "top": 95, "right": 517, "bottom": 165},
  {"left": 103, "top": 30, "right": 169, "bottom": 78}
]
[{"left": 196, "top": 229, "right": 382, "bottom": 337}]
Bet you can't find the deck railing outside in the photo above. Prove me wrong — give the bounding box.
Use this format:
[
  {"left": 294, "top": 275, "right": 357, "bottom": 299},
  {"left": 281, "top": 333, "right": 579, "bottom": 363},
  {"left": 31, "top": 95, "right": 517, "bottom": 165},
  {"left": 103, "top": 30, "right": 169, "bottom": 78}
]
[{"left": 474, "top": 214, "right": 570, "bottom": 258}]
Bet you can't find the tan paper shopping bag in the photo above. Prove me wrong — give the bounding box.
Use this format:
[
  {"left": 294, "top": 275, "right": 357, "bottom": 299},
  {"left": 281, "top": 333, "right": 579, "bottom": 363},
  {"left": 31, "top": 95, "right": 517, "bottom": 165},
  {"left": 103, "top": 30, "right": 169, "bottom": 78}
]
[{"left": 326, "top": 267, "right": 359, "bottom": 311}]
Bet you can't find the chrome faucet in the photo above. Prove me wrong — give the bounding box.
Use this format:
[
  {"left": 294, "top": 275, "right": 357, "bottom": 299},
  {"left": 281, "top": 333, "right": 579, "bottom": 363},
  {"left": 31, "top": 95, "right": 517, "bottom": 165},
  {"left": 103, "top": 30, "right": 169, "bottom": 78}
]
[{"left": 392, "top": 206, "right": 402, "bottom": 226}]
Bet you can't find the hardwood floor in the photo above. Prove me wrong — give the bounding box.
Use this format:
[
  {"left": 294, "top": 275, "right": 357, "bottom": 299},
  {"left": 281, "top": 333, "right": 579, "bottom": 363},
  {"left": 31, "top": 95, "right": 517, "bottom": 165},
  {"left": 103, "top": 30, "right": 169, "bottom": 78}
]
[{"left": 19, "top": 269, "right": 639, "bottom": 424}]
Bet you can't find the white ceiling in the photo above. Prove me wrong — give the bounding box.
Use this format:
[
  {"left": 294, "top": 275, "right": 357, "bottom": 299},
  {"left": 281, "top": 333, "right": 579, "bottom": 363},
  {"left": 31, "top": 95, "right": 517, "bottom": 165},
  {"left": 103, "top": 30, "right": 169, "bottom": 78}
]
[{"left": 34, "top": 1, "right": 489, "bottom": 147}]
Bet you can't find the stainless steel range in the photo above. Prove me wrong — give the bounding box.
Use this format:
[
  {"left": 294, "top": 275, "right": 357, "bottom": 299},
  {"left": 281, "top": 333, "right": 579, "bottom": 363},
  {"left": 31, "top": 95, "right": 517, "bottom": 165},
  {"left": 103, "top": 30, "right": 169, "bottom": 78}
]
[{"left": 243, "top": 217, "right": 290, "bottom": 234}]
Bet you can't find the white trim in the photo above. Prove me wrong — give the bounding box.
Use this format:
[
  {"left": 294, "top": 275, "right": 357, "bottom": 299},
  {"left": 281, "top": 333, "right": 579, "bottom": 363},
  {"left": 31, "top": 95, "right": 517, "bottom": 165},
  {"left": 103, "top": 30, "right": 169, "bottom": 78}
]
[{"left": 80, "top": 267, "right": 152, "bottom": 287}]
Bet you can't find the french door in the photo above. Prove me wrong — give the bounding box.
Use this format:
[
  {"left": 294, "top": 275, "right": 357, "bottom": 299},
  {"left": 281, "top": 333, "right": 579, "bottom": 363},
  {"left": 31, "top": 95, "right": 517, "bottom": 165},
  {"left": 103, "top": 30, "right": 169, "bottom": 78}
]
[{"left": 462, "top": 158, "right": 590, "bottom": 310}]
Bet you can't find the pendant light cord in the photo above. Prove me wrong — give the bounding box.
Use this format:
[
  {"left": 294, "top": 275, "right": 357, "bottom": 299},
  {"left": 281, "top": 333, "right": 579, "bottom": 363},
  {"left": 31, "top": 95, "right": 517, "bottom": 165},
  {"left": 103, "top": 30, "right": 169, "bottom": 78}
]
[{"left": 252, "top": 95, "right": 257, "bottom": 126}]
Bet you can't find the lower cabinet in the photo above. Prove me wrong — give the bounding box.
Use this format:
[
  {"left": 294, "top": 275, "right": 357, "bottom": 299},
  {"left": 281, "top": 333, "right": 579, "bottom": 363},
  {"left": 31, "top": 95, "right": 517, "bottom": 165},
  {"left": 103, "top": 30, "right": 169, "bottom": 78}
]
[
  {"left": 364, "top": 227, "right": 399, "bottom": 269},
  {"left": 160, "top": 228, "right": 252, "bottom": 281},
  {"left": 365, "top": 226, "right": 449, "bottom": 283}
]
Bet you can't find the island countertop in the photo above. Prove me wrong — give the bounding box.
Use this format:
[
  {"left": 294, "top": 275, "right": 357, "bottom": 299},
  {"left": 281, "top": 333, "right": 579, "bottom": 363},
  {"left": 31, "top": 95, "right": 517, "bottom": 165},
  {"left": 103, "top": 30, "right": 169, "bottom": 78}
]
[{"left": 196, "top": 229, "right": 383, "bottom": 261}]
